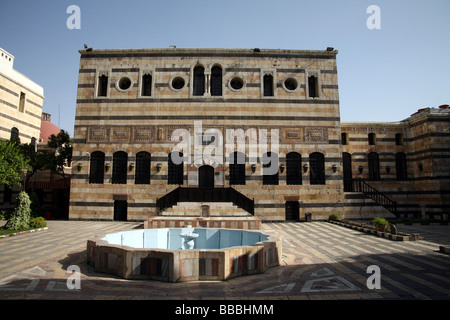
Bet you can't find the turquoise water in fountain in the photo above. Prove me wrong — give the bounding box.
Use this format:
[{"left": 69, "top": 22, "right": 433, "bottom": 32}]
[{"left": 102, "top": 228, "right": 269, "bottom": 250}]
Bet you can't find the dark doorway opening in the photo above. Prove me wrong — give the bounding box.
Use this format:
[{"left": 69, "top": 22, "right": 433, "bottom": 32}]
[
  {"left": 285, "top": 201, "right": 300, "bottom": 221},
  {"left": 114, "top": 200, "right": 127, "bottom": 221},
  {"left": 199, "top": 165, "right": 214, "bottom": 188},
  {"left": 343, "top": 152, "right": 353, "bottom": 192}
]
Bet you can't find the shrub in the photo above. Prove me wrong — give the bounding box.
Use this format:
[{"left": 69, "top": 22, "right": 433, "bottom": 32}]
[
  {"left": 4, "top": 191, "right": 31, "bottom": 230},
  {"left": 29, "top": 217, "right": 47, "bottom": 229},
  {"left": 329, "top": 213, "right": 341, "bottom": 221},
  {"left": 371, "top": 217, "right": 389, "bottom": 226}
]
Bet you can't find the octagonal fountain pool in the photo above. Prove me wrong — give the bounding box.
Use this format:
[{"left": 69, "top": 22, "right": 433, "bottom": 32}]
[{"left": 87, "top": 227, "right": 281, "bottom": 282}]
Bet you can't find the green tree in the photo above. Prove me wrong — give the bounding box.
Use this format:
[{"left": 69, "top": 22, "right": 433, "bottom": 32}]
[
  {"left": 4, "top": 191, "right": 31, "bottom": 230},
  {"left": 44, "top": 130, "right": 73, "bottom": 183},
  {"left": 0, "top": 140, "right": 29, "bottom": 188}
]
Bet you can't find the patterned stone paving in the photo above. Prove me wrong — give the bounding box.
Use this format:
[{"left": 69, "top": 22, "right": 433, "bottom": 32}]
[{"left": 0, "top": 221, "right": 449, "bottom": 301}]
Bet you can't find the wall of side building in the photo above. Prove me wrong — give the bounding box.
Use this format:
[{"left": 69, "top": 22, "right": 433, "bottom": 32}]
[{"left": 341, "top": 106, "right": 450, "bottom": 219}]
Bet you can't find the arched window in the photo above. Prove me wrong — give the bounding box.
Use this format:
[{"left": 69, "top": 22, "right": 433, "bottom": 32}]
[
  {"left": 310, "top": 152, "right": 325, "bottom": 185},
  {"left": 308, "top": 75, "right": 318, "bottom": 98},
  {"left": 135, "top": 152, "right": 151, "bottom": 184},
  {"left": 286, "top": 152, "right": 302, "bottom": 185},
  {"left": 229, "top": 152, "right": 245, "bottom": 185},
  {"left": 97, "top": 74, "right": 108, "bottom": 97},
  {"left": 210, "top": 66, "right": 222, "bottom": 96},
  {"left": 395, "top": 152, "right": 407, "bottom": 181},
  {"left": 10, "top": 127, "right": 19, "bottom": 143},
  {"left": 141, "top": 74, "right": 152, "bottom": 96},
  {"left": 368, "top": 133, "right": 376, "bottom": 145},
  {"left": 263, "top": 74, "right": 274, "bottom": 96},
  {"left": 193, "top": 66, "right": 205, "bottom": 96},
  {"left": 168, "top": 151, "right": 183, "bottom": 185},
  {"left": 395, "top": 133, "right": 403, "bottom": 146},
  {"left": 112, "top": 151, "right": 128, "bottom": 184},
  {"left": 89, "top": 151, "right": 105, "bottom": 184},
  {"left": 368, "top": 152, "right": 380, "bottom": 181},
  {"left": 263, "top": 152, "right": 279, "bottom": 185}
]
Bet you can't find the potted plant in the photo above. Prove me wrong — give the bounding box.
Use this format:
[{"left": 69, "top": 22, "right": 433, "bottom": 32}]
[
  {"left": 371, "top": 217, "right": 389, "bottom": 232},
  {"left": 329, "top": 213, "right": 341, "bottom": 221}
]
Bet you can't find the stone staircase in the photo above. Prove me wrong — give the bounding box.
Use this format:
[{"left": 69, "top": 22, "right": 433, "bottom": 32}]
[{"left": 342, "top": 192, "right": 397, "bottom": 219}]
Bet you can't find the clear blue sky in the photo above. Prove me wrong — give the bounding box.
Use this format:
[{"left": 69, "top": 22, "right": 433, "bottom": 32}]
[{"left": 1, "top": 0, "right": 449, "bottom": 136}]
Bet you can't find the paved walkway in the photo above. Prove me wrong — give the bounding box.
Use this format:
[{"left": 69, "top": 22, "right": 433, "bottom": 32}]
[{"left": 0, "top": 220, "right": 449, "bottom": 301}]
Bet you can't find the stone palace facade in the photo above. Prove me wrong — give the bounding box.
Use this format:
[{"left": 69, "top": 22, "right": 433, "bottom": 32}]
[{"left": 69, "top": 48, "right": 449, "bottom": 223}]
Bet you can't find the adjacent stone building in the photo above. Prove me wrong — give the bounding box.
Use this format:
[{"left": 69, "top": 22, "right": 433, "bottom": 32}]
[
  {"left": 69, "top": 47, "right": 449, "bottom": 223},
  {"left": 0, "top": 47, "right": 44, "bottom": 144}
]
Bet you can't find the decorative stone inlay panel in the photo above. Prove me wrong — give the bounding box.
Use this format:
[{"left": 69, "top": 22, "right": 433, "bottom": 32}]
[
  {"left": 87, "top": 126, "right": 110, "bottom": 142},
  {"left": 133, "top": 126, "right": 154, "bottom": 142},
  {"left": 305, "top": 127, "right": 328, "bottom": 143}
]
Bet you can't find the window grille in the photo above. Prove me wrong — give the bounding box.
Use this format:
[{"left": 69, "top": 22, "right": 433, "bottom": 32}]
[
  {"left": 89, "top": 151, "right": 105, "bottom": 184},
  {"left": 310, "top": 152, "right": 325, "bottom": 185},
  {"left": 286, "top": 152, "right": 302, "bottom": 185},
  {"left": 210, "top": 66, "right": 222, "bottom": 96},
  {"left": 168, "top": 152, "right": 183, "bottom": 185},
  {"left": 112, "top": 151, "right": 127, "bottom": 184},
  {"left": 193, "top": 66, "right": 205, "bottom": 96},
  {"left": 98, "top": 75, "right": 108, "bottom": 97},
  {"left": 263, "top": 152, "right": 279, "bottom": 185},
  {"left": 396, "top": 152, "right": 407, "bottom": 181},
  {"left": 141, "top": 74, "right": 152, "bottom": 96},
  {"left": 135, "top": 152, "right": 151, "bottom": 184},
  {"left": 368, "top": 152, "right": 380, "bottom": 181},
  {"left": 229, "top": 152, "right": 246, "bottom": 185}
]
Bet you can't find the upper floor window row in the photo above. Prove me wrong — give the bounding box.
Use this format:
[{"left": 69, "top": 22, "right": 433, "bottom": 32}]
[
  {"left": 94, "top": 67, "right": 323, "bottom": 99},
  {"left": 341, "top": 132, "right": 405, "bottom": 146}
]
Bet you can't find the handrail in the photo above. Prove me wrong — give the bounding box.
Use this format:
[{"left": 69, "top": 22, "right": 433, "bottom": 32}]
[
  {"left": 156, "top": 187, "right": 254, "bottom": 215},
  {"left": 353, "top": 178, "right": 397, "bottom": 215}
]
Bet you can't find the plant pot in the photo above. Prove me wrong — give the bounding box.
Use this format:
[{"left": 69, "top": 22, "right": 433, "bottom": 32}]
[{"left": 376, "top": 225, "right": 386, "bottom": 232}]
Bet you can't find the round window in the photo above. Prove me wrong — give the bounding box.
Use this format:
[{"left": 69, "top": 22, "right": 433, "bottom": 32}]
[
  {"left": 171, "top": 77, "right": 185, "bottom": 90},
  {"left": 230, "top": 77, "right": 244, "bottom": 90},
  {"left": 284, "top": 78, "right": 298, "bottom": 91},
  {"left": 118, "top": 77, "right": 132, "bottom": 90}
]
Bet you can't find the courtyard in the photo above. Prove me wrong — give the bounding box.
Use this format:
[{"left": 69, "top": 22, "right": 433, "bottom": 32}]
[{"left": 0, "top": 220, "right": 449, "bottom": 302}]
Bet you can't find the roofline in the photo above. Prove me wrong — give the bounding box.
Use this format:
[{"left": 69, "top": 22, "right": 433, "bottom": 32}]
[{"left": 78, "top": 47, "right": 338, "bottom": 59}]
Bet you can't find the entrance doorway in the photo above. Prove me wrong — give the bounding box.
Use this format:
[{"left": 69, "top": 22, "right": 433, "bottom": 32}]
[
  {"left": 285, "top": 201, "right": 300, "bottom": 221},
  {"left": 343, "top": 152, "right": 353, "bottom": 192},
  {"left": 114, "top": 200, "right": 127, "bottom": 221},
  {"left": 199, "top": 165, "right": 214, "bottom": 188}
]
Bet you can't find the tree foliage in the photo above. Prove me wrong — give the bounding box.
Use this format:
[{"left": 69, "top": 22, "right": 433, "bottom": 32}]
[
  {"left": 0, "top": 140, "right": 29, "bottom": 188},
  {"left": 45, "top": 130, "right": 73, "bottom": 179}
]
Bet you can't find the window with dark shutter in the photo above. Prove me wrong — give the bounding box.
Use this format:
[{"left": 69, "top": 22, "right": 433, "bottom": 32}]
[
  {"left": 98, "top": 75, "right": 108, "bottom": 97},
  {"left": 135, "top": 152, "right": 151, "bottom": 184},
  {"left": 210, "top": 66, "right": 222, "bottom": 96},
  {"left": 89, "top": 151, "right": 105, "bottom": 184},
  {"left": 263, "top": 74, "right": 274, "bottom": 96},
  {"left": 368, "top": 152, "right": 380, "bottom": 181},
  {"left": 112, "top": 151, "right": 127, "bottom": 184},
  {"left": 229, "top": 152, "right": 246, "bottom": 185},
  {"left": 310, "top": 152, "right": 325, "bottom": 185},
  {"left": 396, "top": 152, "right": 407, "bottom": 181},
  {"left": 141, "top": 74, "right": 152, "bottom": 96},
  {"left": 193, "top": 66, "right": 205, "bottom": 96},
  {"left": 286, "top": 152, "right": 302, "bottom": 185},
  {"left": 263, "top": 152, "right": 279, "bottom": 185},
  {"left": 168, "top": 152, "right": 183, "bottom": 185}
]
